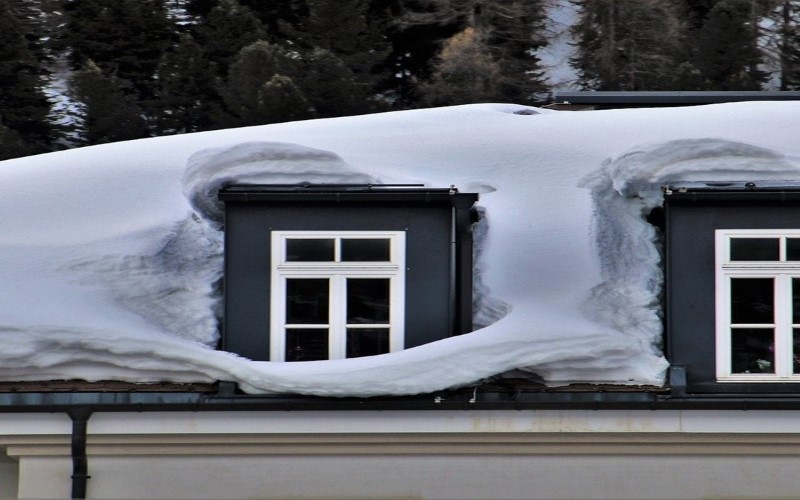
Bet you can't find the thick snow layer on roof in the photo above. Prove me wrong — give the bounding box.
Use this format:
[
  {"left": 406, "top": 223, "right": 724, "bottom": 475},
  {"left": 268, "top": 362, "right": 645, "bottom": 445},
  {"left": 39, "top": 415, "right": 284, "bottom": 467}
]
[{"left": 1, "top": 102, "right": 799, "bottom": 396}]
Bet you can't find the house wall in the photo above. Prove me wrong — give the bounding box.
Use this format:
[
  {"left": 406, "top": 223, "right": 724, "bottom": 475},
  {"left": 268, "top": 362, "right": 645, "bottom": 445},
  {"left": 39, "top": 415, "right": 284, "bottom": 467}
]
[
  {"left": 5, "top": 410, "right": 800, "bottom": 499},
  {"left": 223, "top": 202, "right": 454, "bottom": 360},
  {"left": 666, "top": 197, "right": 800, "bottom": 393}
]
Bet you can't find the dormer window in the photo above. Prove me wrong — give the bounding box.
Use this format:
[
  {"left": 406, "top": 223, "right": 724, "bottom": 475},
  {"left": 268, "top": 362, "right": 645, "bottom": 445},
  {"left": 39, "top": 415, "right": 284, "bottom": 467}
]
[
  {"left": 664, "top": 182, "right": 800, "bottom": 394},
  {"left": 218, "top": 184, "right": 478, "bottom": 362}
]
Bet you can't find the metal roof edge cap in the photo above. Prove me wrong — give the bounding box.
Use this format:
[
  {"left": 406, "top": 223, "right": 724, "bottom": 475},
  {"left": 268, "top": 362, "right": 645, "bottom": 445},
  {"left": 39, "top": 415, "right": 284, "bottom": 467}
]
[{"left": 218, "top": 183, "right": 479, "bottom": 204}]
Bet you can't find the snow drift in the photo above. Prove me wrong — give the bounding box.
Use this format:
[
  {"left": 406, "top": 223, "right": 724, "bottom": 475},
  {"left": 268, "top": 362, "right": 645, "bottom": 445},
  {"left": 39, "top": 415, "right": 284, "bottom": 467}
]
[{"left": 0, "top": 102, "right": 798, "bottom": 396}]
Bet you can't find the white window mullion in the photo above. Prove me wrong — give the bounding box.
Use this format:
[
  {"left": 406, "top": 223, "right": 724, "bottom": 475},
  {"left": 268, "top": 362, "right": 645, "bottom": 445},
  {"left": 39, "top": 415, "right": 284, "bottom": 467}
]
[
  {"left": 775, "top": 274, "right": 790, "bottom": 377},
  {"left": 715, "top": 273, "right": 732, "bottom": 378},
  {"left": 330, "top": 275, "right": 347, "bottom": 359},
  {"left": 270, "top": 276, "right": 287, "bottom": 362},
  {"left": 390, "top": 275, "right": 405, "bottom": 352}
]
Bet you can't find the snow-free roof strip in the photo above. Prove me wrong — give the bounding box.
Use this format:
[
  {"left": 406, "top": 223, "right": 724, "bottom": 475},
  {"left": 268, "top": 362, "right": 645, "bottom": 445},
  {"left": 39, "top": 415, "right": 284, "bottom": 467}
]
[{"left": 554, "top": 91, "right": 800, "bottom": 105}]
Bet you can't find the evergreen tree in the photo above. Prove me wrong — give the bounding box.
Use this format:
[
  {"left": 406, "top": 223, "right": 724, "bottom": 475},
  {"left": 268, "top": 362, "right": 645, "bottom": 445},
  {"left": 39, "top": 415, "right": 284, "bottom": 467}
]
[
  {"left": 152, "top": 34, "right": 220, "bottom": 134},
  {"left": 761, "top": 0, "right": 800, "bottom": 89},
  {"left": 0, "top": 0, "right": 53, "bottom": 154},
  {"left": 778, "top": 0, "right": 800, "bottom": 89},
  {"left": 403, "top": 0, "right": 548, "bottom": 104},
  {"left": 571, "top": 0, "right": 689, "bottom": 90},
  {"left": 298, "top": 48, "right": 374, "bottom": 117},
  {"left": 70, "top": 61, "right": 148, "bottom": 145},
  {"left": 192, "top": 0, "right": 267, "bottom": 76},
  {"left": 63, "top": 0, "right": 175, "bottom": 100},
  {"left": 481, "top": 0, "right": 548, "bottom": 102},
  {"left": 220, "top": 41, "right": 310, "bottom": 126},
  {"left": 284, "top": 0, "right": 390, "bottom": 77},
  {"left": 421, "top": 27, "right": 504, "bottom": 105},
  {"left": 694, "top": 0, "right": 769, "bottom": 89},
  {"left": 280, "top": 0, "right": 392, "bottom": 113},
  {"left": 0, "top": 122, "right": 42, "bottom": 161},
  {"left": 253, "top": 75, "right": 312, "bottom": 124}
]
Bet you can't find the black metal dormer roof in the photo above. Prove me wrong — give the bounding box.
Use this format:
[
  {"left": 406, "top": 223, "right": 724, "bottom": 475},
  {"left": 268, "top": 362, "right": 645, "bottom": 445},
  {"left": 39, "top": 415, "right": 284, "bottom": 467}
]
[
  {"left": 663, "top": 181, "right": 800, "bottom": 202},
  {"left": 218, "top": 183, "right": 479, "bottom": 208}
]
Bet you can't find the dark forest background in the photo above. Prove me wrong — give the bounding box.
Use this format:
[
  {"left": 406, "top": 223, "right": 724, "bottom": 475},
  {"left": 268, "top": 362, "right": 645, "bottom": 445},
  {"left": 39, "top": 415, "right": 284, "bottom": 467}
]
[{"left": 1, "top": 0, "right": 799, "bottom": 160}]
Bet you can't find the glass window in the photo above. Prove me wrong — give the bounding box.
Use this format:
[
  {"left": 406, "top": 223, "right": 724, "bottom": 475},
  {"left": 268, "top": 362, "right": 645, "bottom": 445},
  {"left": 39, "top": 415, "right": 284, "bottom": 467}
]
[
  {"left": 730, "top": 238, "right": 779, "bottom": 261},
  {"left": 347, "top": 278, "right": 390, "bottom": 324},
  {"left": 285, "top": 329, "right": 329, "bottom": 361},
  {"left": 730, "top": 278, "right": 773, "bottom": 324},
  {"left": 346, "top": 328, "right": 390, "bottom": 358},
  {"left": 716, "top": 230, "right": 800, "bottom": 381},
  {"left": 787, "top": 239, "right": 800, "bottom": 261},
  {"left": 731, "top": 328, "right": 775, "bottom": 374},
  {"left": 286, "top": 279, "right": 329, "bottom": 324},
  {"left": 341, "top": 238, "right": 391, "bottom": 261},
  {"left": 286, "top": 239, "right": 335, "bottom": 262},
  {"left": 272, "top": 231, "right": 405, "bottom": 361}
]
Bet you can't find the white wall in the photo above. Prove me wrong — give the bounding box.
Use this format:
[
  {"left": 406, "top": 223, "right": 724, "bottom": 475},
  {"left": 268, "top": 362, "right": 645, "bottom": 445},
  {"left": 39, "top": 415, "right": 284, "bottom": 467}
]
[
  {"left": 15, "top": 453, "right": 800, "bottom": 499},
  {"left": 0, "top": 460, "right": 19, "bottom": 499},
  {"left": 6, "top": 409, "right": 800, "bottom": 499}
]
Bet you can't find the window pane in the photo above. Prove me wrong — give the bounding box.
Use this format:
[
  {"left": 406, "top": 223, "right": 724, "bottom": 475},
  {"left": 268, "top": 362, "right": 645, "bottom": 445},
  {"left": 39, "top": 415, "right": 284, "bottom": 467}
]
[
  {"left": 286, "top": 239, "right": 334, "bottom": 261},
  {"left": 341, "top": 238, "right": 391, "bottom": 261},
  {"left": 795, "top": 328, "right": 800, "bottom": 375},
  {"left": 731, "top": 328, "right": 775, "bottom": 374},
  {"left": 347, "top": 278, "right": 390, "bottom": 324},
  {"left": 346, "top": 328, "right": 389, "bottom": 358},
  {"left": 731, "top": 278, "right": 774, "bottom": 324},
  {"left": 285, "top": 328, "right": 328, "bottom": 361},
  {"left": 286, "top": 279, "right": 329, "bottom": 324},
  {"left": 794, "top": 278, "right": 800, "bottom": 324},
  {"left": 788, "top": 239, "right": 800, "bottom": 261},
  {"left": 730, "top": 238, "right": 779, "bottom": 261}
]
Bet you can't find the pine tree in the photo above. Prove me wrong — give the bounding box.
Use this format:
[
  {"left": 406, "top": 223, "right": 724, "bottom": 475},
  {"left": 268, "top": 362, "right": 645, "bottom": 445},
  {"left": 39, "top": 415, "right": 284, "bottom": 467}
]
[
  {"left": 403, "top": 0, "right": 548, "bottom": 104},
  {"left": 0, "top": 122, "right": 41, "bottom": 161},
  {"left": 220, "top": 41, "right": 310, "bottom": 126},
  {"left": 280, "top": 0, "right": 392, "bottom": 113},
  {"left": 571, "top": 0, "right": 689, "bottom": 90},
  {"left": 694, "top": 0, "right": 769, "bottom": 89},
  {"left": 63, "top": 0, "right": 175, "bottom": 100},
  {"left": 254, "top": 75, "right": 312, "bottom": 124},
  {"left": 70, "top": 61, "right": 148, "bottom": 145},
  {"left": 192, "top": 0, "right": 267, "bottom": 76},
  {"left": 761, "top": 0, "right": 800, "bottom": 89},
  {"left": 284, "top": 0, "right": 390, "bottom": 76},
  {"left": 0, "top": 0, "right": 53, "bottom": 155},
  {"left": 777, "top": 0, "right": 800, "bottom": 89},
  {"left": 297, "top": 48, "right": 372, "bottom": 117},
  {"left": 152, "top": 34, "right": 220, "bottom": 134},
  {"left": 421, "top": 27, "right": 504, "bottom": 105}
]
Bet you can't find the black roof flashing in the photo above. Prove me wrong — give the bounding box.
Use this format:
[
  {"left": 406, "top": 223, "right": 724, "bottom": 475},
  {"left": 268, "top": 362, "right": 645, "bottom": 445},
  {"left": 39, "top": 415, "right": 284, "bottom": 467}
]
[
  {"left": 218, "top": 183, "right": 479, "bottom": 207},
  {"left": 664, "top": 181, "right": 800, "bottom": 202}
]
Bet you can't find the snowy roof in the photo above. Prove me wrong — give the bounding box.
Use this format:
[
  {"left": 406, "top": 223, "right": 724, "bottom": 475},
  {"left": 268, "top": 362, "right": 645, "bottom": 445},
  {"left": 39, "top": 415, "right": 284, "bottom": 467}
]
[{"left": 1, "top": 102, "right": 799, "bottom": 397}]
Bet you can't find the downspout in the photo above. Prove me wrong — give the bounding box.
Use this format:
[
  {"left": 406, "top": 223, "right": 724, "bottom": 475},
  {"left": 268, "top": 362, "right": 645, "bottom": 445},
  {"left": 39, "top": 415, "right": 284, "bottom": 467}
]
[{"left": 68, "top": 408, "right": 92, "bottom": 499}]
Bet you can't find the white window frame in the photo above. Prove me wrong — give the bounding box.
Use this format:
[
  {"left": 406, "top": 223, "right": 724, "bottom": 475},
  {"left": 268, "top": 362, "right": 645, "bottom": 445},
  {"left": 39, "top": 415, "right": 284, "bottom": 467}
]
[
  {"left": 270, "top": 230, "right": 406, "bottom": 361},
  {"left": 715, "top": 229, "right": 800, "bottom": 381}
]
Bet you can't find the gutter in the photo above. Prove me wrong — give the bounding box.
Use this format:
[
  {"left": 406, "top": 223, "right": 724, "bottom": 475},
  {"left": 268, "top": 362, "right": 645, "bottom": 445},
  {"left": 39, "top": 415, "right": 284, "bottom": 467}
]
[{"left": 4, "top": 386, "right": 800, "bottom": 412}]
